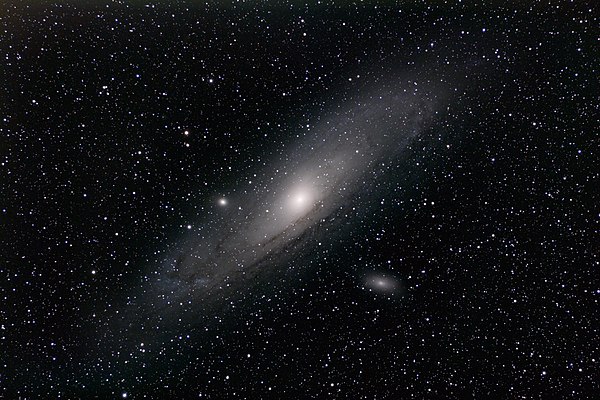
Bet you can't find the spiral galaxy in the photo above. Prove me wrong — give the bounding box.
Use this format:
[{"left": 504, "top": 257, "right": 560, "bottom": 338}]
[{"left": 3, "top": 2, "right": 596, "bottom": 398}]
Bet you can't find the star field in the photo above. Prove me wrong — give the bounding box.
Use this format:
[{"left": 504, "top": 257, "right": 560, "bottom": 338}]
[{"left": 1, "top": 1, "right": 598, "bottom": 398}]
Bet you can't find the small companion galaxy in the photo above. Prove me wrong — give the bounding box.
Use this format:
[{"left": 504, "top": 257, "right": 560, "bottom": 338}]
[{"left": 1, "top": 2, "right": 598, "bottom": 398}]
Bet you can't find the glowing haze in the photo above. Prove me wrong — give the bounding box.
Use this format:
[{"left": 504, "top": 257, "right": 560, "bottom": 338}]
[
  {"left": 149, "top": 75, "right": 450, "bottom": 313},
  {"left": 94, "top": 72, "right": 455, "bottom": 347}
]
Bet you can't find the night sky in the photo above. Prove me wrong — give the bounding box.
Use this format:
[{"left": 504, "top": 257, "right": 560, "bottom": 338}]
[{"left": 1, "top": 1, "right": 599, "bottom": 398}]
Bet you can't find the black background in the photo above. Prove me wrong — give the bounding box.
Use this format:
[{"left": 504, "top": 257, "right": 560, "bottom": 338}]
[{"left": 1, "top": 1, "right": 598, "bottom": 398}]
